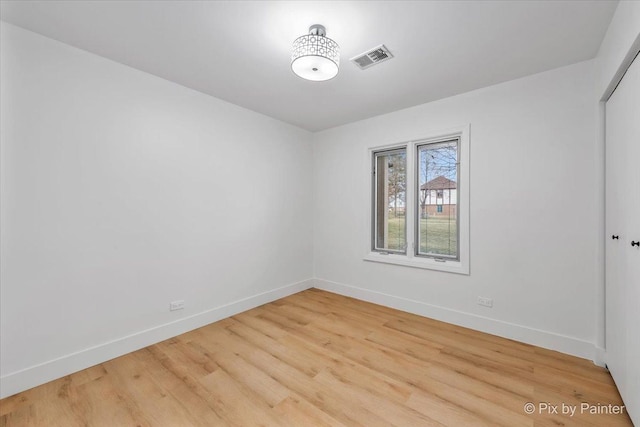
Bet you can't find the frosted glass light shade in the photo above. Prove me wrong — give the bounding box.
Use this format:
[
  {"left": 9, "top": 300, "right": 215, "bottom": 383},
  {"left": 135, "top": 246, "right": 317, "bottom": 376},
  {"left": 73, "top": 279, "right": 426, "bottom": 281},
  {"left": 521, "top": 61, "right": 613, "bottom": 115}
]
[
  {"left": 291, "top": 25, "right": 340, "bottom": 82},
  {"left": 291, "top": 55, "right": 339, "bottom": 81}
]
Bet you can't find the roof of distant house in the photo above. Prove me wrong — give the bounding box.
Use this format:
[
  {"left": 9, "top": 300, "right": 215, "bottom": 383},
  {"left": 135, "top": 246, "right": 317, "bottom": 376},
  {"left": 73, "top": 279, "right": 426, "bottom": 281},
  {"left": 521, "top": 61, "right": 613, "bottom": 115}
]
[{"left": 421, "top": 175, "right": 457, "bottom": 190}]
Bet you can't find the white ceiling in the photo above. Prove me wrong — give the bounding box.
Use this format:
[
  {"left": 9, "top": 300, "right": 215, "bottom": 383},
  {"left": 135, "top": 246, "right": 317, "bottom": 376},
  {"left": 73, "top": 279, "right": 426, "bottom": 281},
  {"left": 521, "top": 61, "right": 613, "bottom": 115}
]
[{"left": 0, "top": 1, "right": 617, "bottom": 132}]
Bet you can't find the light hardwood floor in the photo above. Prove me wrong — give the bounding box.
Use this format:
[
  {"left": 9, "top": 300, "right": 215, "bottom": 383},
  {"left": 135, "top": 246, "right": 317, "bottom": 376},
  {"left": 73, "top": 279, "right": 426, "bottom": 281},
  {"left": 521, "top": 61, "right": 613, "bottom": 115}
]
[{"left": 0, "top": 289, "right": 633, "bottom": 426}]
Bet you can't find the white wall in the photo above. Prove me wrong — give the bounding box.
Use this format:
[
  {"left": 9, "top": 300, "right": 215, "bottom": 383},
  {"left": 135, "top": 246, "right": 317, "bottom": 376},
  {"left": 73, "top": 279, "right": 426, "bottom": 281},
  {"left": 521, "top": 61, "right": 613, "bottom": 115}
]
[
  {"left": 313, "top": 59, "right": 599, "bottom": 359},
  {"left": 596, "top": 0, "right": 640, "bottom": 99},
  {"left": 0, "top": 23, "right": 313, "bottom": 397}
]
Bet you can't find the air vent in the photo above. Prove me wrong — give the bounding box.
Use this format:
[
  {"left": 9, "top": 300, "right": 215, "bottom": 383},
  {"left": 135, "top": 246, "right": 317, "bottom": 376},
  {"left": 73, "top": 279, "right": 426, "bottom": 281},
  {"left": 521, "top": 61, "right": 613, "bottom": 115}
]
[{"left": 350, "top": 45, "right": 394, "bottom": 70}]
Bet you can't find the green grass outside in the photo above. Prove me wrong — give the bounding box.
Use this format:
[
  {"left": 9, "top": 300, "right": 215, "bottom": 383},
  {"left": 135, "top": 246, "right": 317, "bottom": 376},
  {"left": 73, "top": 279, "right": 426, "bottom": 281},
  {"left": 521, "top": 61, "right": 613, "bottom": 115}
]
[
  {"left": 385, "top": 215, "right": 406, "bottom": 251},
  {"left": 386, "top": 216, "right": 457, "bottom": 256}
]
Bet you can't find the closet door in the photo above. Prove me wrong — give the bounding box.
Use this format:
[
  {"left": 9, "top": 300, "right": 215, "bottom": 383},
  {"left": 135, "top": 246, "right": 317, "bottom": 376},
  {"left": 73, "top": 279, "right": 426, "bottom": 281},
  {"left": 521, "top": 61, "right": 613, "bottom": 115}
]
[{"left": 605, "top": 53, "right": 639, "bottom": 424}]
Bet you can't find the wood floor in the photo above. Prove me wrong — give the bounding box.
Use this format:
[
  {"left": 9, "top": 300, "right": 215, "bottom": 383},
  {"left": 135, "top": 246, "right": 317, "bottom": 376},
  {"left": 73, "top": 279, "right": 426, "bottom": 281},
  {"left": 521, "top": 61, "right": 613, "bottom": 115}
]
[{"left": 0, "top": 289, "right": 633, "bottom": 426}]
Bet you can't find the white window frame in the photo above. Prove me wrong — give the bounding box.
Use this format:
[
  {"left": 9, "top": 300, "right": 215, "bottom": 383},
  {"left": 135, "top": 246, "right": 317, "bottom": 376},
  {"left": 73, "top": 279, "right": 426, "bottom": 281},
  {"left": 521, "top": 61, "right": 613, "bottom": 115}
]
[
  {"left": 371, "top": 147, "right": 408, "bottom": 255},
  {"left": 364, "top": 125, "right": 470, "bottom": 275}
]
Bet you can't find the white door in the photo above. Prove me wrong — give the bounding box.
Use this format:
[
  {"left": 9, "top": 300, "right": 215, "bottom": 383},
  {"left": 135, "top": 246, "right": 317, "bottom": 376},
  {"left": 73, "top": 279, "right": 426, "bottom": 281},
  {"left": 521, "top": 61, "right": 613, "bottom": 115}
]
[{"left": 605, "top": 52, "right": 640, "bottom": 425}]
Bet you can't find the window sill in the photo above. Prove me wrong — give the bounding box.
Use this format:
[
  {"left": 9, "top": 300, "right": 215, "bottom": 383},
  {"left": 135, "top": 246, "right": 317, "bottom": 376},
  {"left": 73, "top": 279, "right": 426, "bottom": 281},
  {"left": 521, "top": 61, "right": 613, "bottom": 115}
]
[{"left": 363, "top": 252, "right": 469, "bottom": 275}]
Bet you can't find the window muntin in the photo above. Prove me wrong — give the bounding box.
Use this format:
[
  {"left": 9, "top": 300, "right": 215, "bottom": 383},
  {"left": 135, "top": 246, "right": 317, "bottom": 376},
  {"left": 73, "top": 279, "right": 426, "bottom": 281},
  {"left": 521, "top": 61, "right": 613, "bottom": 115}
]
[
  {"left": 372, "top": 148, "right": 407, "bottom": 253},
  {"left": 416, "top": 139, "right": 459, "bottom": 260}
]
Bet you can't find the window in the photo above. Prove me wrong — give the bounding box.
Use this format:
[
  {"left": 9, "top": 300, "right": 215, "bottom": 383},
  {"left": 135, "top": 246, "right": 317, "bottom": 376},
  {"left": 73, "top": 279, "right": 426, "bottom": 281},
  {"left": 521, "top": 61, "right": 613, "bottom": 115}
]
[
  {"left": 417, "top": 140, "right": 458, "bottom": 259},
  {"left": 365, "top": 125, "right": 469, "bottom": 275},
  {"left": 372, "top": 148, "right": 406, "bottom": 254}
]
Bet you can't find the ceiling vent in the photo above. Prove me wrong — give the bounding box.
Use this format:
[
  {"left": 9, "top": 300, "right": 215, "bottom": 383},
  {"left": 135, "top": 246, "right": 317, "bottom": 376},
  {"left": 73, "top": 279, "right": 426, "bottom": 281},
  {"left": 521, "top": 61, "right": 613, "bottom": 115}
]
[{"left": 350, "top": 45, "right": 394, "bottom": 70}]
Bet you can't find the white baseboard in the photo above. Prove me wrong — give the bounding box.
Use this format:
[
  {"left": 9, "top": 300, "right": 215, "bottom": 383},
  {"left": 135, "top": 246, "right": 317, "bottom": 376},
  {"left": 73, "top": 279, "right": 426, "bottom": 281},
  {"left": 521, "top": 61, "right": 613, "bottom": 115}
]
[
  {"left": 593, "top": 346, "right": 607, "bottom": 368},
  {"left": 313, "top": 278, "right": 598, "bottom": 362},
  {"left": 0, "top": 279, "right": 314, "bottom": 399}
]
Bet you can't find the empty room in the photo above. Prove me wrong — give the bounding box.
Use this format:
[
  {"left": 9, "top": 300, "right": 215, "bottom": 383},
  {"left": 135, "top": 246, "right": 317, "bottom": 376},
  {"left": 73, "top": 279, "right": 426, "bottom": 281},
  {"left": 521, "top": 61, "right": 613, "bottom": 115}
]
[{"left": 1, "top": 1, "right": 639, "bottom": 426}]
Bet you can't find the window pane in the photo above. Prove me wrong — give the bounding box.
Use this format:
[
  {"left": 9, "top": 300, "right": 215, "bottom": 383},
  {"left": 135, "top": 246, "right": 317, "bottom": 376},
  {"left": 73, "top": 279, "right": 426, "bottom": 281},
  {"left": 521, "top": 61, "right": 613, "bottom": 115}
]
[
  {"left": 373, "top": 149, "right": 406, "bottom": 253},
  {"left": 417, "top": 140, "right": 458, "bottom": 259}
]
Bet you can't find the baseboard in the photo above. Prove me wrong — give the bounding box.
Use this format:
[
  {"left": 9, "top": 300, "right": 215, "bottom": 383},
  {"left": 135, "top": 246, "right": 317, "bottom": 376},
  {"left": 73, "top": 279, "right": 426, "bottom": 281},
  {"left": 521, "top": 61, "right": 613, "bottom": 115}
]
[
  {"left": 593, "top": 346, "right": 607, "bottom": 368},
  {"left": 0, "top": 279, "right": 314, "bottom": 399},
  {"left": 313, "top": 278, "right": 598, "bottom": 362}
]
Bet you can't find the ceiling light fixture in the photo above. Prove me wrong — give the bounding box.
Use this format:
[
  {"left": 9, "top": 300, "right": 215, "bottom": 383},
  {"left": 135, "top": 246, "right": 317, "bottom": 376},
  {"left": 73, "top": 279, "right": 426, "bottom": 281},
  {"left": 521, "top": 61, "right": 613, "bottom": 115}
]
[{"left": 291, "top": 24, "right": 340, "bottom": 82}]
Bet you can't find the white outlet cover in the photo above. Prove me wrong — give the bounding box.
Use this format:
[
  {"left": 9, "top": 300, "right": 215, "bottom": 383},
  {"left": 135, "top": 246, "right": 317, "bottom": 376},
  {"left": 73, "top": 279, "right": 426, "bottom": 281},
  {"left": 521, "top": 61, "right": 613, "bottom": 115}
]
[
  {"left": 170, "top": 300, "right": 185, "bottom": 311},
  {"left": 477, "top": 297, "right": 493, "bottom": 308}
]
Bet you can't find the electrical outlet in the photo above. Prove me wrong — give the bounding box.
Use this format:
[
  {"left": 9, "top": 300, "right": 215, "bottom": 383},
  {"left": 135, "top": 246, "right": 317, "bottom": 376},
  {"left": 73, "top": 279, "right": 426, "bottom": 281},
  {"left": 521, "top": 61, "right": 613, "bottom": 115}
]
[
  {"left": 169, "top": 300, "right": 185, "bottom": 311},
  {"left": 477, "top": 296, "right": 493, "bottom": 308}
]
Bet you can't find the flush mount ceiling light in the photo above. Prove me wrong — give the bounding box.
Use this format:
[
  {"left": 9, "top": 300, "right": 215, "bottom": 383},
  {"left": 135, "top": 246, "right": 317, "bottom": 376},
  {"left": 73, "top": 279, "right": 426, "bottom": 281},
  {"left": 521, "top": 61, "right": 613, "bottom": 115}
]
[{"left": 291, "top": 24, "right": 340, "bottom": 82}]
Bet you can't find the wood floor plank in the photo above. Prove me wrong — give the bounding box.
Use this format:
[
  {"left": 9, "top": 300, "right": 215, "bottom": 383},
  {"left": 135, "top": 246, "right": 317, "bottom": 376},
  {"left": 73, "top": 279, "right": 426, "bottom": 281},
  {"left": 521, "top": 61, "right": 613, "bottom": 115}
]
[
  {"left": 432, "top": 349, "right": 535, "bottom": 398},
  {"left": 426, "top": 362, "right": 534, "bottom": 412},
  {"left": 272, "top": 396, "right": 347, "bottom": 427},
  {"left": 206, "top": 347, "right": 291, "bottom": 408},
  {"left": 101, "top": 353, "right": 204, "bottom": 427},
  {"left": 71, "top": 373, "right": 152, "bottom": 427},
  {"left": 313, "top": 368, "right": 445, "bottom": 427},
  {"left": 406, "top": 389, "right": 495, "bottom": 427},
  {"left": 132, "top": 346, "right": 230, "bottom": 426},
  {"left": 384, "top": 318, "right": 538, "bottom": 371},
  {"left": 231, "top": 311, "right": 289, "bottom": 340},
  {"left": 198, "top": 369, "right": 287, "bottom": 427},
  {"left": 0, "top": 289, "right": 633, "bottom": 426},
  {"left": 229, "top": 317, "right": 343, "bottom": 378},
  {"left": 532, "top": 364, "right": 624, "bottom": 404}
]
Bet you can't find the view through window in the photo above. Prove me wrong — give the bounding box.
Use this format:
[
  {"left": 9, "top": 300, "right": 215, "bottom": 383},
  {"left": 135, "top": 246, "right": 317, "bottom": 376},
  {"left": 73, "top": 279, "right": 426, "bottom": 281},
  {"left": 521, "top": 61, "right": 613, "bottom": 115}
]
[
  {"left": 417, "top": 140, "right": 459, "bottom": 259},
  {"left": 372, "top": 148, "right": 406, "bottom": 253}
]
